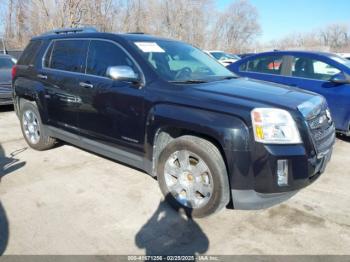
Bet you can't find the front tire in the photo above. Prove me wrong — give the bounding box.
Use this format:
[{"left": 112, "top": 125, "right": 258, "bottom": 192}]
[
  {"left": 157, "top": 135, "right": 230, "bottom": 218},
  {"left": 20, "top": 102, "right": 56, "bottom": 151}
]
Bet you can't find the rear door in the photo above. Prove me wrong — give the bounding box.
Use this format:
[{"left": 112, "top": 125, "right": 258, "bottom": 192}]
[
  {"left": 39, "top": 39, "right": 89, "bottom": 133},
  {"left": 77, "top": 39, "right": 145, "bottom": 153}
]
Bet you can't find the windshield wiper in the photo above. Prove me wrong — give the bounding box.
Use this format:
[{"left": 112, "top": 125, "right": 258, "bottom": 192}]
[
  {"left": 170, "top": 79, "right": 208, "bottom": 84},
  {"left": 221, "top": 75, "right": 239, "bottom": 80}
]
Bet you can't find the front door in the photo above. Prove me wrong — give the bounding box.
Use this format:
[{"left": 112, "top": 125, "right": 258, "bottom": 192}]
[
  {"left": 77, "top": 40, "right": 145, "bottom": 153},
  {"left": 283, "top": 55, "right": 348, "bottom": 130}
]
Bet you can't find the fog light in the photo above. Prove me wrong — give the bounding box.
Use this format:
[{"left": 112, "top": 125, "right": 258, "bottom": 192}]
[{"left": 277, "top": 159, "right": 288, "bottom": 186}]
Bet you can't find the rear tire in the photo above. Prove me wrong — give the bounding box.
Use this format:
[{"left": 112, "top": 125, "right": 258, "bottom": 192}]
[
  {"left": 157, "top": 135, "right": 230, "bottom": 218},
  {"left": 20, "top": 102, "right": 56, "bottom": 151}
]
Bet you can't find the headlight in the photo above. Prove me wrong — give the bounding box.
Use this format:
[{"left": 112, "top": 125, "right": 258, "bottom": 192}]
[{"left": 251, "top": 108, "right": 301, "bottom": 144}]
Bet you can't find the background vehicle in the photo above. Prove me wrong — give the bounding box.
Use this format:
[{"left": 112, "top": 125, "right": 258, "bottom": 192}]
[
  {"left": 204, "top": 50, "right": 240, "bottom": 66},
  {"left": 228, "top": 51, "right": 350, "bottom": 135},
  {"left": 0, "top": 54, "right": 16, "bottom": 105},
  {"left": 238, "top": 53, "right": 256, "bottom": 59},
  {"left": 13, "top": 29, "right": 334, "bottom": 217},
  {"left": 338, "top": 53, "right": 350, "bottom": 60}
]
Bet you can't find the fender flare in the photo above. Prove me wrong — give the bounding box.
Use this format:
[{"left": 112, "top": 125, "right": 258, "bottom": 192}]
[
  {"left": 144, "top": 104, "right": 252, "bottom": 184},
  {"left": 13, "top": 77, "right": 48, "bottom": 123}
]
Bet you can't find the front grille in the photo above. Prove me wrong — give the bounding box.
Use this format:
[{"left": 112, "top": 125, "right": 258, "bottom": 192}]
[{"left": 306, "top": 109, "right": 335, "bottom": 156}]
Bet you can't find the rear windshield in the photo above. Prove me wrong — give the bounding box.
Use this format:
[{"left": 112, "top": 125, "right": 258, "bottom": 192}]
[
  {"left": 0, "top": 57, "right": 15, "bottom": 69},
  {"left": 17, "top": 40, "right": 43, "bottom": 66}
]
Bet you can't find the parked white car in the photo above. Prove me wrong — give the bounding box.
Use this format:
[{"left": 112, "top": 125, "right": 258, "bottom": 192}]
[
  {"left": 338, "top": 53, "right": 350, "bottom": 60},
  {"left": 205, "top": 50, "right": 240, "bottom": 67}
]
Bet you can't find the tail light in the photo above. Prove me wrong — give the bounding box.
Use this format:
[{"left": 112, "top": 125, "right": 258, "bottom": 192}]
[{"left": 12, "top": 65, "right": 17, "bottom": 80}]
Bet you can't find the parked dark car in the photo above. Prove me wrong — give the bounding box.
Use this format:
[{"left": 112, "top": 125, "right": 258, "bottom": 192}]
[
  {"left": 13, "top": 28, "right": 335, "bottom": 217},
  {"left": 0, "top": 54, "right": 16, "bottom": 105},
  {"left": 228, "top": 51, "right": 350, "bottom": 136}
]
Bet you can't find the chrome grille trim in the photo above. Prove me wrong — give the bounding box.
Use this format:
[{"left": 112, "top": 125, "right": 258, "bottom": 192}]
[{"left": 305, "top": 108, "right": 335, "bottom": 157}]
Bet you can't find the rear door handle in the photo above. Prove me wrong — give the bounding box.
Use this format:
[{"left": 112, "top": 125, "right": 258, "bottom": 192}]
[
  {"left": 37, "top": 74, "right": 48, "bottom": 80},
  {"left": 79, "top": 82, "right": 94, "bottom": 88}
]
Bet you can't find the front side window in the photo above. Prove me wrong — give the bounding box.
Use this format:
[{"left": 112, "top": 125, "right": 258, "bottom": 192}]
[
  {"left": 0, "top": 57, "right": 15, "bottom": 69},
  {"left": 132, "top": 40, "right": 235, "bottom": 82},
  {"left": 47, "top": 40, "right": 89, "bottom": 73},
  {"left": 292, "top": 56, "right": 341, "bottom": 81},
  {"left": 244, "top": 55, "right": 283, "bottom": 75},
  {"left": 86, "top": 40, "right": 138, "bottom": 77}
]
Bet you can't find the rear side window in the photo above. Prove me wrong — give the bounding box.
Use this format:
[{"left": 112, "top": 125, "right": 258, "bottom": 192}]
[
  {"left": 46, "top": 40, "right": 88, "bottom": 73},
  {"left": 242, "top": 55, "right": 283, "bottom": 75},
  {"left": 17, "top": 40, "right": 43, "bottom": 66},
  {"left": 86, "top": 40, "right": 137, "bottom": 77}
]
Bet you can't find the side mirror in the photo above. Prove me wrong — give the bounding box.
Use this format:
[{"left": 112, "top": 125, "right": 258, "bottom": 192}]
[
  {"left": 330, "top": 72, "right": 350, "bottom": 84},
  {"left": 106, "top": 66, "right": 140, "bottom": 83}
]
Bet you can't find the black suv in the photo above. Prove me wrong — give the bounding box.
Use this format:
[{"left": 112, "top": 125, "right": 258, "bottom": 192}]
[{"left": 12, "top": 28, "right": 335, "bottom": 217}]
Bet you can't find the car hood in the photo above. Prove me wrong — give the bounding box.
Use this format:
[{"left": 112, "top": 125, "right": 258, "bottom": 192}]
[
  {"left": 0, "top": 69, "right": 12, "bottom": 85},
  {"left": 191, "top": 78, "right": 318, "bottom": 110}
]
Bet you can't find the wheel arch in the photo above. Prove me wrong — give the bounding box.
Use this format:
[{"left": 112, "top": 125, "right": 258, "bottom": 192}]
[
  {"left": 14, "top": 78, "right": 48, "bottom": 123},
  {"left": 144, "top": 104, "right": 252, "bottom": 208}
]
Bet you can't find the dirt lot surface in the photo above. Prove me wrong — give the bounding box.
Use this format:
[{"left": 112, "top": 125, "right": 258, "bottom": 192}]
[{"left": 1, "top": 106, "right": 350, "bottom": 255}]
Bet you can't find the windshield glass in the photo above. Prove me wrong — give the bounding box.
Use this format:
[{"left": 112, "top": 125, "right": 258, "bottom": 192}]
[
  {"left": 210, "top": 52, "right": 237, "bottom": 61},
  {"left": 0, "top": 57, "right": 14, "bottom": 69},
  {"left": 330, "top": 55, "right": 350, "bottom": 68},
  {"left": 133, "top": 41, "right": 235, "bottom": 82}
]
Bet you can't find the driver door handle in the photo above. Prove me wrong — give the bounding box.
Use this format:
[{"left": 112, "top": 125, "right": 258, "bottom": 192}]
[
  {"left": 37, "top": 74, "right": 48, "bottom": 80},
  {"left": 79, "top": 82, "right": 94, "bottom": 88}
]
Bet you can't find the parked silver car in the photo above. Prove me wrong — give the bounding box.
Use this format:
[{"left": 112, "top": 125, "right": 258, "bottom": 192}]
[{"left": 0, "top": 54, "right": 16, "bottom": 105}]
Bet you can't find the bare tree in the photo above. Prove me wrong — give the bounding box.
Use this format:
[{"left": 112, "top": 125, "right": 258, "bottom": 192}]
[
  {"left": 267, "top": 23, "right": 350, "bottom": 52},
  {"left": 2, "top": 0, "right": 257, "bottom": 52},
  {"left": 319, "top": 23, "right": 349, "bottom": 51},
  {"left": 211, "top": 0, "right": 261, "bottom": 53}
]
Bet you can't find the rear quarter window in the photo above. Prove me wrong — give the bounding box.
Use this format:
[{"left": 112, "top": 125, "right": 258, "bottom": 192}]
[{"left": 17, "top": 40, "right": 43, "bottom": 66}]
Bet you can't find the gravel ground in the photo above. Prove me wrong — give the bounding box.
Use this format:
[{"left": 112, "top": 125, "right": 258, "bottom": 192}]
[{"left": 0, "top": 105, "right": 349, "bottom": 255}]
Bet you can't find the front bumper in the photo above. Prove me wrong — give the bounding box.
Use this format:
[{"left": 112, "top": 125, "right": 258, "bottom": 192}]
[
  {"left": 0, "top": 86, "right": 13, "bottom": 105},
  {"left": 232, "top": 190, "right": 298, "bottom": 210},
  {"left": 230, "top": 143, "right": 333, "bottom": 210}
]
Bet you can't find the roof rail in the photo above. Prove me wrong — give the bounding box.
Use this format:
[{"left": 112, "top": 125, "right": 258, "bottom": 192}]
[
  {"left": 42, "top": 27, "right": 98, "bottom": 36},
  {"left": 128, "top": 32, "right": 145, "bottom": 34}
]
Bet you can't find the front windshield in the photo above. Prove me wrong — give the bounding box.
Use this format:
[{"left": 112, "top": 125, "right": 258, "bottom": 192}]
[
  {"left": 210, "top": 52, "right": 237, "bottom": 61},
  {"left": 330, "top": 55, "right": 350, "bottom": 68},
  {"left": 133, "top": 41, "right": 235, "bottom": 82},
  {"left": 0, "top": 57, "right": 14, "bottom": 69}
]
